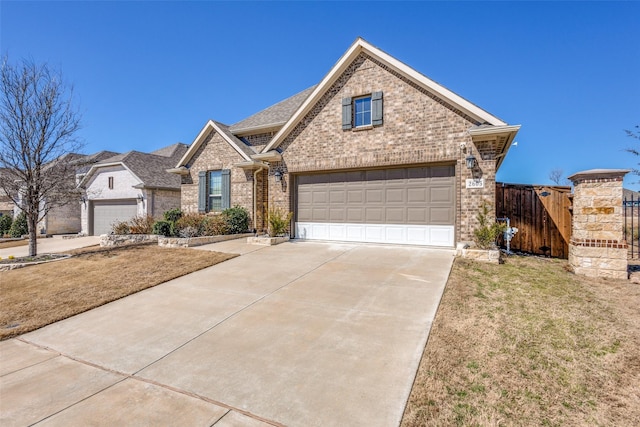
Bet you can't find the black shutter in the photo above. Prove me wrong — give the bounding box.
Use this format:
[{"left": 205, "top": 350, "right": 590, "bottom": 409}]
[
  {"left": 221, "top": 169, "right": 231, "bottom": 209},
  {"left": 342, "top": 97, "right": 352, "bottom": 130},
  {"left": 372, "top": 91, "right": 383, "bottom": 126},
  {"left": 198, "top": 171, "right": 207, "bottom": 212}
]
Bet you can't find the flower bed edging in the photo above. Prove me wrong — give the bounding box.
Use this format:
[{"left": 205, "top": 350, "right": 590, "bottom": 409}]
[
  {"left": 456, "top": 242, "right": 501, "bottom": 264},
  {"left": 0, "top": 254, "right": 71, "bottom": 272},
  {"left": 246, "top": 236, "right": 290, "bottom": 246},
  {"left": 100, "top": 234, "right": 159, "bottom": 247},
  {"left": 158, "top": 233, "right": 254, "bottom": 248}
]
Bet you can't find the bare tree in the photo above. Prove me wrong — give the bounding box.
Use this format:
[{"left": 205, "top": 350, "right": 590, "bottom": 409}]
[
  {"left": 549, "top": 168, "right": 564, "bottom": 185},
  {"left": 0, "top": 57, "right": 83, "bottom": 256},
  {"left": 625, "top": 125, "right": 640, "bottom": 176}
]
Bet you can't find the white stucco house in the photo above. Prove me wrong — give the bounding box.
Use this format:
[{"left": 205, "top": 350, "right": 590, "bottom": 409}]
[{"left": 78, "top": 143, "right": 188, "bottom": 235}]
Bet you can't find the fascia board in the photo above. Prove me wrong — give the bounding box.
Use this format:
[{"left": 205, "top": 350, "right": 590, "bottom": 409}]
[
  {"left": 468, "top": 124, "right": 521, "bottom": 137},
  {"left": 177, "top": 120, "right": 252, "bottom": 167},
  {"left": 263, "top": 39, "right": 364, "bottom": 153},
  {"left": 175, "top": 120, "right": 216, "bottom": 167},
  {"left": 263, "top": 38, "right": 508, "bottom": 153},
  {"left": 231, "top": 122, "right": 286, "bottom": 136},
  {"left": 79, "top": 162, "right": 144, "bottom": 189}
]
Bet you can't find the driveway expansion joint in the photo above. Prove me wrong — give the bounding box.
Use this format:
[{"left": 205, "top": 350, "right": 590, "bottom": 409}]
[{"left": 12, "top": 337, "right": 282, "bottom": 427}]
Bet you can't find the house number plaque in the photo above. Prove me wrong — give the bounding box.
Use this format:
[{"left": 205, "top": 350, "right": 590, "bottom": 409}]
[{"left": 466, "top": 178, "right": 485, "bottom": 189}]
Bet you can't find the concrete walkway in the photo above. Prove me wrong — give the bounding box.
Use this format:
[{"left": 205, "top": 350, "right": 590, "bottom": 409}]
[
  {"left": 0, "top": 235, "right": 101, "bottom": 259},
  {"left": 0, "top": 240, "right": 454, "bottom": 426}
]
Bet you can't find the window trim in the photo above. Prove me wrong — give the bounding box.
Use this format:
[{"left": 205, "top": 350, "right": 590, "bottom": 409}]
[
  {"left": 342, "top": 91, "right": 382, "bottom": 130},
  {"left": 208, "top": 170, "right": 223, "bottom": 212},
  {"left": 353, "top": 95, "right": 372, "bottom": 128}
]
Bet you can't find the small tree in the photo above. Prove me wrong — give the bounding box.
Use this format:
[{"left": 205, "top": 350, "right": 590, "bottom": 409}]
[
  {"left": 473, "top": 200, "right": 505, "bottom": 249},
  {"left": 0, "top": 214, "right": 12, "bottom": 236},
  {"left": 0, "top": 57, "right": 83, "bottom": 256},
  {"left": 267, "top": 207, "right": 293, "bottom": 236},
  {"left": 9, "top": 211, "right": 28, "bottom": 238}
]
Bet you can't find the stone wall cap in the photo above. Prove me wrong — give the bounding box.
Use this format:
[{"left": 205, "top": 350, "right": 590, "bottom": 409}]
[{"left": 568, "top": 169, "right": 630, "bottom": 182}]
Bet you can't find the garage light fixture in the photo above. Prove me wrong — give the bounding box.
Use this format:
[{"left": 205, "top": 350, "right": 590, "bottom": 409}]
[
  {"left": 465, "top": 154, "right": 477, "bottom": 170},
  {"left": 274, "top": 169, "right": 283, "bottom": 182},
  {"left": 137, "top": 194, "right": 144, "bottom": 202}
]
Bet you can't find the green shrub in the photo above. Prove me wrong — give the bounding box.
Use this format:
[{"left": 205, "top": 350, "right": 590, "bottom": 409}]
[
  {"left": 152, "top": 220, "right": 173, "bottom": 237},
  {"left": 473, "top": 200, "right": 506, "bottom": 249},
  {"left": 175, "top": 213, "right": 205, "bottom": 237},
  {"left": 0, "top": 214, "right": 12, "bottom": 236},
  {"left": 128, "top": 215, "right": 155, "bottom": 234},
  {"left": 222, "top": 205, "right": 250, "bottom": 234},
  {"left": 267, "top": 207, "right": 293, "bottom": 237},
  {"left": 202, "top": 214, "right": 229, "bottom": 236},
  {"left": 9, "top": 212, "right": 28, "bottom": 237},
  {"left": 163, "top": 208, "right": 183, "bottom": 224}
]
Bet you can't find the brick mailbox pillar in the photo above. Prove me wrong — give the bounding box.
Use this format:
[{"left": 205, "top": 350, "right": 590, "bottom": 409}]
[{"left": 568, "top": 169, "right": 629, "bottom": 280}]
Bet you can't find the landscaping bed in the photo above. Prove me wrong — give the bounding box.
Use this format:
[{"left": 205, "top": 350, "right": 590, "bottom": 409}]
[{"left": 0, "top": 253, "right": 70, "bottom": 271}]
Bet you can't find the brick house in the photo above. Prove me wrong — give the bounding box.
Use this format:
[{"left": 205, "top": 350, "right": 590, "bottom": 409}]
[
  {"left": 170, "top": 38, "right": 520, "bottom": 247},
  {"left": 79, "top": 143, "right": 187, "bottom": 235}
]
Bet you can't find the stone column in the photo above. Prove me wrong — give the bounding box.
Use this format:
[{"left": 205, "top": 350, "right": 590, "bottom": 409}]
[{"left": 568, "top": 169, "right": 629, "bottom": 280}]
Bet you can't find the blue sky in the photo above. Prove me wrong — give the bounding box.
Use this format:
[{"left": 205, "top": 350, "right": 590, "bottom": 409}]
[{"left": 2, "top": 1, "right": 639, "bottom": 188}]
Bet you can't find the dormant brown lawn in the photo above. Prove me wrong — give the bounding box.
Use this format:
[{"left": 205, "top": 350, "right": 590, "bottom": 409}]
[
  {"left": 0, "top": 244, "right": 236, "bottom": 340},
  {"left": 0, "top": 240, "right": 28, "bottom": 250},
  {"left": 402, "top": 255, "right": 640, "bottom": 426}
]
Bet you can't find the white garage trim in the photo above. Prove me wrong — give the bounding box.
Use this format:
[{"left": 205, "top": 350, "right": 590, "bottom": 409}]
[{"left": 296, "top": 222, "right": 455, "bottom": 247}]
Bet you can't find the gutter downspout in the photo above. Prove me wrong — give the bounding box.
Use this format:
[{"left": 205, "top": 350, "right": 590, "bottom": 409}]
[{"left": 253, "top": 166, "right": 264, "bottom": 233}]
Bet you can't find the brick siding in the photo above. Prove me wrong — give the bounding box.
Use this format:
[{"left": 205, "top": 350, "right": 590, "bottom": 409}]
[
  {"left": 184, "top": 53, "right": 504, "bottom": 243},
  {"left": 180, "top": 130, "right": 255, "bottom": 228}
]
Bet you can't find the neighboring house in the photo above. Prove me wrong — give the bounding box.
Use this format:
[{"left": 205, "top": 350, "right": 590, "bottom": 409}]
[
  {"left": 79, "top": 143, "right": 188, "bottom": 235},
  {"left": 1, "top": 153, "right": 118, "bottom": 234},
  {"left": 170, "top": 38, "right": 520, "bottom": 247},
  {"left": 0, "top": 168, "right": 13, "bottom": 218},
  {"left": 39, "top": 151, "right": 119, "bottom": 235},
  {"left": 0, "top": 195, "right": 12, "bottom": 218}
]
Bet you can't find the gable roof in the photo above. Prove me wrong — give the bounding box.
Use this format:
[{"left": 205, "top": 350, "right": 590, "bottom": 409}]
[
  {"left": 151, "top": 143, "right": 188, "bottom": 158},
  {"left": 174, "top": 120, "right": 255, "bottom": 169},
  {"left": 263, "top": 37, "right": 509, "bottom": 153},
  {"left": 80, "top": 143, "right": 188, "bottom": 190},
  {"left": 229, "top": 86, "right": 317, "bottom": 135}
]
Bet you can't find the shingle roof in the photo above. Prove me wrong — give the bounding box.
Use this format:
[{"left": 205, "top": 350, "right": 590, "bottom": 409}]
[
  {"left": 75, "top": 151, "right": 120, "bottom": 174},
  {"left": 214, "top": 121, "right": 256, "bottom": 158},
  {"left": 229, "top": 85, "right": 317, "bottom": 134},
  {"left": 94, "top": 143, "right": 188, "bottom": 190},
  {"left": 151, "top": 143, "right": 187, "bottom": 158}
]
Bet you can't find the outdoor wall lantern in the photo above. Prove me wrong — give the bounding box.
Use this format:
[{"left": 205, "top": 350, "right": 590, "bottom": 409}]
[
  {"left": 274, "top": 169, "right": 283, "bottom": 182},
  {"left": 137, "top": 194, "right": 144, "bottom": 202},
  {"left": 465, "top": 154, "right": 477, "bottom": 170}
]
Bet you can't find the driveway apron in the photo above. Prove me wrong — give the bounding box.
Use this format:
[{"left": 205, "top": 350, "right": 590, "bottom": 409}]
[{"left": 1, "top": 240, "right": 454, "bottom": 427}]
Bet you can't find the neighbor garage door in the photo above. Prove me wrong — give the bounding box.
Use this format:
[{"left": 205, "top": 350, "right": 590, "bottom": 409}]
[
  {"left": 91, "top": 200, "right": 138, "bottom": 235},
  {"left": 295, "top": 165, "right": 455, "bottom": 246}
]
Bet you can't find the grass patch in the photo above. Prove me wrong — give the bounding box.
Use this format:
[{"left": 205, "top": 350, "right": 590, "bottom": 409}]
[
  {"left": 0, "top": 239, "right": 28, "bottom": 250},
  {"left": 402, "top": 255, "right": 640, "bottom": 426},
  {"left": 0, "top": 244, "right": 237, "bottom": 340}
]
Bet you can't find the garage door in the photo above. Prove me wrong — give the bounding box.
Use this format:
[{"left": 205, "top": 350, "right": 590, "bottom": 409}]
[
  {"left": 92, "top": 200, "right": 138, "bottom": 235},
  {"left": 295, "top": 165, "right": 455, "bottom": 246}
]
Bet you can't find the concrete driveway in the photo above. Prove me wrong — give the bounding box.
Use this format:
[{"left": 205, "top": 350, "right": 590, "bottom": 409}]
[
  {"left": 0, "top": 240, "right": 454, "bottom": 427},
  {"left": 0, "top": 235, "right": 101, "bottom": 258}
]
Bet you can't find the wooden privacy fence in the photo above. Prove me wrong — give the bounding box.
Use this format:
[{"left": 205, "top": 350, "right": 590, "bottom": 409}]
[{"left": 495, "top": 183, "right": 573, "bottom": 258}]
